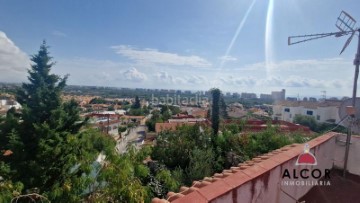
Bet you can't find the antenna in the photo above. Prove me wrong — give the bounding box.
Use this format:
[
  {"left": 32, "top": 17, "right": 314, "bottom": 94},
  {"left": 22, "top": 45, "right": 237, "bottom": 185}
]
[
  {"left": 288, "top": 11, "right": 360, "bottom": 178},
  {"left": 288, "top": 11, "right": 357, "bottom": 55},
  {"left": 321, "top": 90, "right": 326, "bottom": 101}
]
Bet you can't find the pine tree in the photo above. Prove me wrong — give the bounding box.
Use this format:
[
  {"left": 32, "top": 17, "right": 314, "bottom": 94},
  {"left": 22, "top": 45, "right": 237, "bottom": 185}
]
[
  {"left": 8, "top": 41, "right": 86, "bottom": 190},
  {"left": 17, "top": 41, "right": 67, "bottom": 126}
]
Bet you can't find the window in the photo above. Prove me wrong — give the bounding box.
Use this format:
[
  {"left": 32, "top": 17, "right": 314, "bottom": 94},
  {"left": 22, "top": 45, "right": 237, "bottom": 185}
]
[
  {"left": 317, "top": 115, "right": 320, "bottom": 120},
  {"left": 284, "top": 108, "right": 290, "bottom": 112},
  {"left": 306, "top": 111, "right": 313, "bottom": 116}
]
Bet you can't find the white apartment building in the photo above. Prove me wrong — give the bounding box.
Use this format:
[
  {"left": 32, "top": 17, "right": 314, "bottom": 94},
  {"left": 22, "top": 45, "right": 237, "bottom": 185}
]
[{"left": 272, "top": 100, "right": 341, "bottom": 123}]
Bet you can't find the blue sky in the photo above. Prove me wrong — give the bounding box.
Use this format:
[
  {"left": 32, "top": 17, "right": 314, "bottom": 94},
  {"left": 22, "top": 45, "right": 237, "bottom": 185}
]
[{"left": 0, "top": 0, "right": 359, "bottom": 97}]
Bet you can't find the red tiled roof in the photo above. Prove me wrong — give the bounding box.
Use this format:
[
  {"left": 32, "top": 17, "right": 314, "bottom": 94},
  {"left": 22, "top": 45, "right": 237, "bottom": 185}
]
[
  {"left": 155, "top": 122, "right": 197, "bottom": 133},
  {"left": 122, "top": 115, "right": 145, "bottom": 119},
  {"left": 3, "top": 149, "right": 13, "bottom": 156},
  {"left": 172, "top": 114, "right": 194, "bottom": 119},
  {"left": 191, "top": 110, "right": 208, "bottom": 118}
]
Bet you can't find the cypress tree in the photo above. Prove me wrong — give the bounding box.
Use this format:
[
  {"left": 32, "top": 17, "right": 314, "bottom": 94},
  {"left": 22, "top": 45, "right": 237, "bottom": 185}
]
[
  {"left": 210, "top": 88, "right": 221, "bottom": 135},
  {"left": 133, "top": 95, "right": 141, "bottom": 109}
]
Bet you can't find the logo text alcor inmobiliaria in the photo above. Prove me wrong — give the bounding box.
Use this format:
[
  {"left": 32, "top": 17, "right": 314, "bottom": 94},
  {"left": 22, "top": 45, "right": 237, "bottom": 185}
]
[{"left": 281, "top": 144, "right": 331, "bottom": 186}]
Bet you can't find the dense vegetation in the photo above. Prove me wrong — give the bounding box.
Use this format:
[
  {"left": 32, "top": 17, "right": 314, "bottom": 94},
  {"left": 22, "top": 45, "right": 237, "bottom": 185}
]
[
  {"left": 151, "top": 124, "right": 308, "bottom": 187},
  {"left": 293, "top": 114, "right": 347, "bottom": 133}
]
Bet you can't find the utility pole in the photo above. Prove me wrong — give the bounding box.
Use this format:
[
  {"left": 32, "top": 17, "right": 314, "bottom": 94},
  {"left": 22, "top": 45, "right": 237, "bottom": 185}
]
[
  {"left": 288, "top": 11, "right": 359, "bottom": 178},
  {"left": 343, "top": 28, "right": 360, "bottom": 177}
]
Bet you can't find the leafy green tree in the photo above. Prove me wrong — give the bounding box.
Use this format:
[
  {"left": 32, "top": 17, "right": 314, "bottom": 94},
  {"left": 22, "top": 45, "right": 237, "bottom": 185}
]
[
  {"left": 0, "top": 108, "right": 20, "bottom": 152},
  {"left": 151, "top": 125, "right": 214, "bottom": 185},
  {"left": 89, "top": 97, "right": 107, "bottom": 104},
  {"left": 168, "top": 106, "right": 180, "bottom": 115},
  {"left": 293, "top": 115, "right": 317, "bottom": 131},
  {"left": 86, "top": 145, "right": 150, "bottom": 203},
  {"left": 118, "top": 126, "right": 127, "bottom": 133},
  {"left": 146, "top": 110, "right": 163, "bottom": 132},
  {"left": 293, "top": 114, "right": 347, "bottom": 133},
  {"left": 128, "top": 108, "right": 145, "bottom": 116},
  {"left": 185, "top": 148, "right": 215, "bottom": 184}
]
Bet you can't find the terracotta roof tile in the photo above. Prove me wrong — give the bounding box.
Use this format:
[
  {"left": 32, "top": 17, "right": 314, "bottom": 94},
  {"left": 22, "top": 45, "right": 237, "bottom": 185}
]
[
  {"left": 171, "top": 191, "right": 208, "bottom": 203},
  {"left": 280, "top": 145, "right": 304, "bottom": 159},
  {"left": 240, "top": 164, "right": 268, "bottom": 179},
  {"left": 179, "top": 186, "right": 199, "bottom": 195},
  {"left": 167, "top": 193, "right": 185, "bottom": 202},
  {"left": 255, "top": 158, "right": 280, "bottom": 171},
  {"left": 222, "top": 171, "right": 251, "bottom": 189},
  {"left": 197, "top": 179, "right": 232, "bottom": 201},
  {"left": 152, "top": 197, "right": 169, "bottom": 203},
  {"left": 268, "top": 152, "right": 296, "bottom": 164}
]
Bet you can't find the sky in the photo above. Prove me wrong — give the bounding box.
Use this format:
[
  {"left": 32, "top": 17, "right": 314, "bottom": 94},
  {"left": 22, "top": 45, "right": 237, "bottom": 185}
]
[{"left": 0, "top": 0, "right": 359, "bottom": 98}]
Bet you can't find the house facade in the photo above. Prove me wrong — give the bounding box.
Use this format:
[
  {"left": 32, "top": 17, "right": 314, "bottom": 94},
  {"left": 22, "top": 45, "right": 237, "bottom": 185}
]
[{"left": 272, "top": 100, "right": 341, "bottom": 123}]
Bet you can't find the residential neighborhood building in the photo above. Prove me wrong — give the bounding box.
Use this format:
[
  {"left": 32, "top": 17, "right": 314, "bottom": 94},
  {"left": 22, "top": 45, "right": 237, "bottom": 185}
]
[
  {"left": 86, "top": 112, "right": 146, "bottom": 137},
  {"left": 272, "top": 100, "right": 341, "bottom": 123},
  {"left": 180, "top": 107, "right": 209, "bottom": 118}
]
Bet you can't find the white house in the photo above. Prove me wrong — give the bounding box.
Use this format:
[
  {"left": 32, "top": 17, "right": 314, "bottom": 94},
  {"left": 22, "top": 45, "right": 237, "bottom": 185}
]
[
  {"left": 0, "top": 99, "right": 21, "bottom": 110},
  {"left": 272, "top": 100, "right": 341, "bottom": 124}
]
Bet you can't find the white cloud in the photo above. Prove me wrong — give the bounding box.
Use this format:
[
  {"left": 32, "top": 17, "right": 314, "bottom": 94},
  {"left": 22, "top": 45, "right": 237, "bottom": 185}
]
[
  {"left": 155, "top": 71, "right": 174, "bottom": 83},
  {"left": 0, "top": 31, "right": 29, "bottom": 82},
  {"left": 219, "top": 55, "right": 237, "bottom": 62},
  {"left": 186, "top": 75, "right": 208, "bottom": 85},
  {"left": 154, "top": 71, "right": 208, "bottom": 86},
  {"left": 217, "top": 74, "right": 350, "bottom": 90},
  {"left": 111, "top": 45, "right": 212, "bottom": 67},
  {"left": 52, "top": 30, "right": 67, "bottom": 37},
  {"left": 123, "top": 67, "right": 147, "bottom": 82},
  {"left": 219, "top": 76, "right": 256, "bottom": 87}
]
